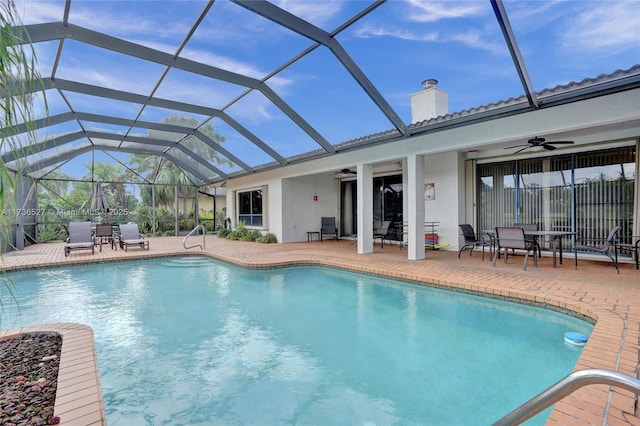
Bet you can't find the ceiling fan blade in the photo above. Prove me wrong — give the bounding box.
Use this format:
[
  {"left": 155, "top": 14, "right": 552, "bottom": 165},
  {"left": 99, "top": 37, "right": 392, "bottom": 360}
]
[
  {"left": 504, "top": 144, "right": 528, "bottom": 150},
  {"left": 545, "top": 140, "right": 574, "bottom": 145},
  {"left": 543, "top": 144, "right": 557, "bottom": 150},
  {"left": 513, "top": 146, "right": 531, "bottom": 154}
]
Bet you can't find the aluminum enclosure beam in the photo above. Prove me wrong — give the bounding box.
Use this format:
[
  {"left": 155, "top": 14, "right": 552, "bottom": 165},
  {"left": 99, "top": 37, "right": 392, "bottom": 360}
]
[
  {"left": 232, "top": 0, "right": 408, "bottom": 136},
  {"left": 20, "top": 22, "right": 335, "bottom": 154},
  {"left": 491, "top": 0, "right": 539, "bottom": 108}
]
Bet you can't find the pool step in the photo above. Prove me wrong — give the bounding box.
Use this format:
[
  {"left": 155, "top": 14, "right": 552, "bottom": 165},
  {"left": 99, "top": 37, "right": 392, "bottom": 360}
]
[{"left": 162, "top": 257, "right": 211, "bottom": 268}]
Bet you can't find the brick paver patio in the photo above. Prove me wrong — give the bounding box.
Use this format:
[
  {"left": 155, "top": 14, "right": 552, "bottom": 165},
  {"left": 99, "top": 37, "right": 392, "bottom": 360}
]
[{"left": 2, "top": 236, "right": 639, "bottom": 425}]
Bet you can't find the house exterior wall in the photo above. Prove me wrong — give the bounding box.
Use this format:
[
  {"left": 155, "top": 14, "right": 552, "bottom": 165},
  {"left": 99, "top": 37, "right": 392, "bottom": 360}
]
[
  {"left": 281, "top": 174, "right": 338, "bottom": 243},
  {"left": 423, "top": 151, "right": 465, "bottom": 250},
  {"left": 223, "top": 88, "right": 640, "bottom": 255}
]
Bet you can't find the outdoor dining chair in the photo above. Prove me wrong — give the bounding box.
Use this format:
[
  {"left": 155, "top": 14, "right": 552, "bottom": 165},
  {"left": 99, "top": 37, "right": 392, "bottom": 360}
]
[
  {"left": 320, "top": 217, "right": 338, "bottom": 241},
  {"left": 373, "top": 221, "right": 391, "bottom": 248},
  {"left": 513, "top": 223, "right": 541, "bottom": 257},
  {"left": 94, "top": 223, "right": 115, "bottom": 251},
  {"left": 615, "top": 236, "right": 640, "bottom": 270},
  {"left": 458, "top": 224, "right": 492, "bottom": 261},
  {"left": 492, "top": 226, "right": 538, "bottom": 270}
]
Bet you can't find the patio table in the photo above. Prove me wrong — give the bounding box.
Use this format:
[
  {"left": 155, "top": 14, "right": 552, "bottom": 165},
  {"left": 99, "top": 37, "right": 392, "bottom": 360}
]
[
  {"left": 525, "top": 230, "right": 575, "bottom": 268},
  {"left": 482, "top": 229, "right": 575, "bottom": 268}
]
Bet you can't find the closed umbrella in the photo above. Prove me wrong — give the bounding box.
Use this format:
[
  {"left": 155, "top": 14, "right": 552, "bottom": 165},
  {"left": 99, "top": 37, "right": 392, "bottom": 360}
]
[{"left": 90, "top": 182, "right": 110, "bottom": 215}]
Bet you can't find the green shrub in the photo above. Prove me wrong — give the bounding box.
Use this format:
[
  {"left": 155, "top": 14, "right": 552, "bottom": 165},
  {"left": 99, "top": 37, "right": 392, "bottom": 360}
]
[
  {"left": 239, "top": 229, "right": 259, "bottom": 242},
  {"left": 257, "top": 233, "right": 277, "bottom": 244},
  {"left": 219, "top": 222, "right": 277, "bottom": 244},
  {"left": 217, "top": 228, "right": 231, "bottom": 238}
]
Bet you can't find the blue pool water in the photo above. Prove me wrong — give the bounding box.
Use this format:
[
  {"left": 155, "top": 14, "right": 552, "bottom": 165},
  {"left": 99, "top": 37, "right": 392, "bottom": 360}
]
[{"left": 0, "top": 256, "right": 592, "bottom": 425}]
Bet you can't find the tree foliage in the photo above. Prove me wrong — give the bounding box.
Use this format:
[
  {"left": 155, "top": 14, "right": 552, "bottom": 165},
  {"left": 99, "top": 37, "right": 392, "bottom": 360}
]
[
  {"left": 1, "top": 0, "right": 47, "bottom": 250},
  {"left": 133, "top": 115, "right": 230, "bottom": 207}
]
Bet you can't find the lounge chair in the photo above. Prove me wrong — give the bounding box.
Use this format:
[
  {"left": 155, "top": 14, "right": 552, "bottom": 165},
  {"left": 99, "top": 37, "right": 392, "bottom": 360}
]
[
  {"left": 458, "top": 224, "right": 491, "bottom": 261},
  {"left": 118, "top": 223, "right": 149, "bottom": 251},
  {"left": 320, "top": 217, "right": 338, "bottom": 241},
  {"left": 574, "top": 225, "right": 621, "bottom": 273},
  {"left": 492, "top": 226, "right": 538, "bottom": 270},
  {"left": 64, "top": 221, "right": 95, "bottom": 257}
]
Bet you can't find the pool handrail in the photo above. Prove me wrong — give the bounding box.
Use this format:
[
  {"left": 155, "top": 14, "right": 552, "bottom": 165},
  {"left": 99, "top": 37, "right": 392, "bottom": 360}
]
[
  {"left": 183, "top": 224, "right": 205, "bottom": 250},
  {"left": 493, "top": 368, "right": 640, "bottom": 425}
]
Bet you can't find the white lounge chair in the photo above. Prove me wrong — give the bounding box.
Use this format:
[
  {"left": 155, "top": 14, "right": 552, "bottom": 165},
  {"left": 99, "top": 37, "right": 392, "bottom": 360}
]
[{"left": 118, "top": 223, "right": 149, "bottom": 251}]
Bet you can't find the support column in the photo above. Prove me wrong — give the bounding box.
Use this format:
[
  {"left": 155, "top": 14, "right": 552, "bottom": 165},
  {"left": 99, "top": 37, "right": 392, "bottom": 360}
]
[
  {"left": 357, "top": 163, "right": 373, "bottom": 254},
  {"left": 407, "top": 154, "right": 425, "bottom": 260}
]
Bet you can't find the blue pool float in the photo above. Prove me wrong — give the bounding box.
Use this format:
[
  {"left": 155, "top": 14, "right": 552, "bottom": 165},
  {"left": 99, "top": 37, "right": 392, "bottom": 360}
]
[{"left": 564, "top": 332, "right": 588, "bottom": 346}]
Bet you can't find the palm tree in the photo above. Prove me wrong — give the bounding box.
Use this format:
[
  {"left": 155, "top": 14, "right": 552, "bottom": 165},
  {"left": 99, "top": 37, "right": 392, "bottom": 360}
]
[{"left": 131, "top": 115, "right": 230, "bottom": 207}]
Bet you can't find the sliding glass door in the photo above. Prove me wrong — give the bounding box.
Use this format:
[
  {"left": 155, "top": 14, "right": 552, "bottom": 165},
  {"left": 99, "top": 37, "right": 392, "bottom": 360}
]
[
  {"left": 574, "top": 148, "right": 636, "bottom": 243},
  {"left": 373, "top": 175, "right": 403, "bottom": 241},
  {"left": 478, "top": 146, "right": 636, "bottom": 245},
  {"left": 340, "top": 174, "right": 404, "bottom": 240}
]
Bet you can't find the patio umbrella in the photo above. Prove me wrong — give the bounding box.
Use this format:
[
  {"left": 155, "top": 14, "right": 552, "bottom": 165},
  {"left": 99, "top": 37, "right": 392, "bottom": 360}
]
[{"left": 90, "top": 181, "right": 110, "bottom": 214}]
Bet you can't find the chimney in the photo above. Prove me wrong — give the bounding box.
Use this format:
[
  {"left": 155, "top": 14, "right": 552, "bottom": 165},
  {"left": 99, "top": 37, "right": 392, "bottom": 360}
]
[{"left": 410, "top": 79, "right": 448, "bottom": 123}]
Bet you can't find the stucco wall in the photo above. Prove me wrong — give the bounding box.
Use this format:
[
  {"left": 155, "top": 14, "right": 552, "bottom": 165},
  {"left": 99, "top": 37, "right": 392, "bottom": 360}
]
[
  {"left": 424, "top": 151, "right": 463, "bottom": 251},
  {"left": 222, "top": 89, "right": 639, "bottom": 251},
  {"left": 281, "top": 175, "right": 338, "bottom": 243}
]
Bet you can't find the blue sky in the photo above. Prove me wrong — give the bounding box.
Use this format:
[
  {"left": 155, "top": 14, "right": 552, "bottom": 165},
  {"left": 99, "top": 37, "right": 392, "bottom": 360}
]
[{"left": 12, "top": 0, "right": 640, "bottom": 181}]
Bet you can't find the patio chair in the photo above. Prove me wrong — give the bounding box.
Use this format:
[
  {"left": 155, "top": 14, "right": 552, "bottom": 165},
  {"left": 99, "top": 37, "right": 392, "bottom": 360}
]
[
  {"left": 492, "top": 226, "right": 538, "bottom": 270},
  {"left": 373, "top": 220, "right": 391, "bottom": 248},
  {"left": 459, "top": 224, "right": 492, "bottom": 261},
  {"left": 118, "top": 223, "right": 149, "bottom": 251},
  {"left": 64, "top": 221, "right": 95, "bottom": 257},
  {"left": 615, "top": 237, "right": 640, "bottom": 270},
  {"left": 513, "top": 223, "right": 541, "bottom": 257},
  {"left": 574, "top": 225, "right": 621, "bottom": 273},
  {"left": 320, "top": 217, "right": 338, "bottom": 241},
  {"left": 94, "top": 223, "right": 115, "bottom": 251}
]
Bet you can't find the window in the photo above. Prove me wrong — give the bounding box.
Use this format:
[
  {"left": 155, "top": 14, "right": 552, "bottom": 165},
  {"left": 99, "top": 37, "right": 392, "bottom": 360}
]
[{"left": 238, "top": 189, "right": 263, "bottom": 227}]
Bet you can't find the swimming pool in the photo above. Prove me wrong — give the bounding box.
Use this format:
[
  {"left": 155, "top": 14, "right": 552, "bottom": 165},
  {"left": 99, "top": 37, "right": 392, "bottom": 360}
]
[{"left": 1, "top": 256, "right": 592, "bottom": 425}]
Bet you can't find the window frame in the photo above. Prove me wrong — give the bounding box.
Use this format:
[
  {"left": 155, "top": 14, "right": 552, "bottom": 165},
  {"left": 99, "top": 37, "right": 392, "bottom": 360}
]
[{"left": 236, "top": 188, "right": 263, "bottom": 228}]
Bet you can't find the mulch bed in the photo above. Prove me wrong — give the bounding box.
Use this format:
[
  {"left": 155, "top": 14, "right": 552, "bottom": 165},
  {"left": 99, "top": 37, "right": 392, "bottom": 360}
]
[{"left": 0, "top": 333, "right": 61, "bottom": 425}]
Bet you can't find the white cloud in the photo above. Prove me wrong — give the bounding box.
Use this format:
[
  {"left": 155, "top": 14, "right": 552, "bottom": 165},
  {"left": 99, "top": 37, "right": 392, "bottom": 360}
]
[
  {"left": 355, "top": 23, "right": 439, "bottom": 42},
  {"left": 180, "top": 48, "right": 267, "bottom": 80},
  {"left": 354, "top": 24, "right": 503, "bottom": 54},
  {"left": 178, "top": 47, "right": 293, "bottom": 94},
  {"left": 502, "top": 0, "right": 565, "bottom": 33},
  {"left": 447, "top": 30, "right": 505, "bottom": 55},
  {"left": 15, "top": 0, "right": 63, "bottom": 24},
  {"left": 561, "top": 1, "right": 640, "bottom": 52},
  {"left": 65, "top": 2, "right": 194, "bottom": 43},
  {"left": 405, "top": 0, "right": 485, "bottom": 22},
  {"left": 354, "top": 1, "right": 500, "bottom": 53},
  {"left": 275, "top": 0, "right": 343, "bottom": 27}
]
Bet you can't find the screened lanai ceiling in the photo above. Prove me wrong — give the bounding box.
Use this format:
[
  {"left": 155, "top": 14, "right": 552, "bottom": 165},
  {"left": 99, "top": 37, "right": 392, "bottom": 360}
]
[{"left": 4, "top": 0, "right": 640, "bottom": 186}]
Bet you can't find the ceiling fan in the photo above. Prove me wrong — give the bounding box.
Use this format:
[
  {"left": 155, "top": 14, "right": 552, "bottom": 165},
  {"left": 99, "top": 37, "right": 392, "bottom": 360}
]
[
  {"left": 333, "top": 168, "right": 357, "bottom": 176},
  {"left": 505, "top": 136, "right": 574, "bottom": 154}
]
